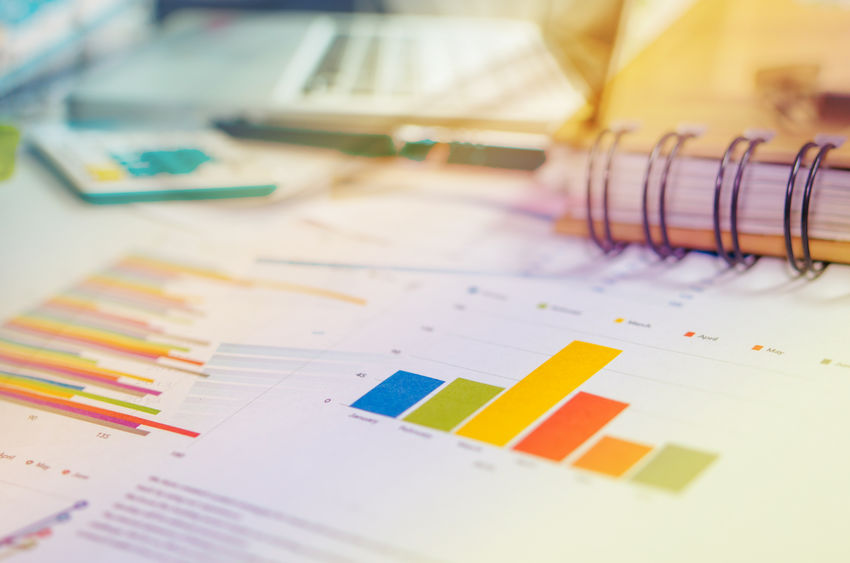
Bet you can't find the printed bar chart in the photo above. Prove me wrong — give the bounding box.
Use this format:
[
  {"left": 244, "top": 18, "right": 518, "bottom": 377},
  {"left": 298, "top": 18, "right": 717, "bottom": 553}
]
[
  {"left": 631, "top": 444, "right": 718, "bottom": 492},
  {"left": 346, "top": 340, "right": 717, "bottom": 492},
  {"left": 572, "top": 436, "right": 653, "bottom": 477},
  {"left": 0, "top": 372, "right": 159, "bottom": 414},
  {"left": 403, "top": 378, "right": 504, "bottom": 431},
  {"left": 0, "top": 253, "right": 370, "bottom": 440},
  {"left": 351, "top": 370, "right": 444, "bottom": 417},
  {"left": 0, "top": 500, "right": 88, "bottom": 552},
  {"left": 513, "top": 392, "right": 628, "bottom": 461},
  {"left": 0, "top": 254, "right": 221, "bottom": 438},
  {"left": 0, "top": 384, "right": 198, "bottom": 437},
  {"left": 455, "top": 341, "right": 622, "bottom": 446}
]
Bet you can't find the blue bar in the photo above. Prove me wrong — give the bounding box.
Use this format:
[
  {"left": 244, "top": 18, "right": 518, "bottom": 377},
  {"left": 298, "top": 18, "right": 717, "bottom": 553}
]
[{"left": 351, "top": 371, "right": 444, "bottom": 418}]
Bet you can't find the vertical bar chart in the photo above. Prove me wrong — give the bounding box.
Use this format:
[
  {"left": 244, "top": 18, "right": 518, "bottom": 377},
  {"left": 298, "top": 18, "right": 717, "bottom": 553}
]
[
  {"left": 346, "top": 339, "right": 718, "bottom": 492},
  {"left": 513, "top": 392, "right": 627, "bottom": 461},
  {"left": 403, "top": 378, "right": 503, "bottom": 431},
  {"left": 455, "top": 341, "right": 621, "bottom": 446},
  {"left": 351, "top": 370, "right": 444, "bottom": 417}
]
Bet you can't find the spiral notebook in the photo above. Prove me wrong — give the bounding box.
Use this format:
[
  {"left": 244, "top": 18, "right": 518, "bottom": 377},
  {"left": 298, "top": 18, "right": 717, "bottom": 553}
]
[{"left": 555, "top": 0, "right": 850, "bottom": 274}]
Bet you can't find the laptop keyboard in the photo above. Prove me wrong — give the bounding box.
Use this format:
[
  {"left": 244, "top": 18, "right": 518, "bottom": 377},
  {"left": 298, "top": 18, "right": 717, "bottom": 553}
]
[
  {"left": 303, "top": 33, "right": 351, "bottom": 94},
  {"left": 270, "top": 15, "right": 583, "bottom": 128}
]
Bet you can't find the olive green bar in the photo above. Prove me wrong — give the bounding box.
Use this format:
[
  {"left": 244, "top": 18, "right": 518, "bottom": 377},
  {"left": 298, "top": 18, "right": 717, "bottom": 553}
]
[
  {"left": 403, "top": 378, "right": 504, "bottom": 432},
  {"left": 631, "top": 443, "right": 718, "bottom": 493}
]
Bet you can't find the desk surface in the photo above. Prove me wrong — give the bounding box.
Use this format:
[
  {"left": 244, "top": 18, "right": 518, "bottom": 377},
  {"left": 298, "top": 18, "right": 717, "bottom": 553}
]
[{"left": 4, "top": 147, "right": 850, "bottom": 563}]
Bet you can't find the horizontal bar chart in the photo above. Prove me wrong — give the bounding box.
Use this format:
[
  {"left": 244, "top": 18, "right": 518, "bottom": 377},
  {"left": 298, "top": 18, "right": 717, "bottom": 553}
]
[
  {"left": 0, "top": 372, "right": 160, "bottom": 414},
  {"left": 1, "top": 253, "right": 371, "bottom": 439},
  {"left": 351, "top": 371, "right": 444, "bottom": 417},
  {"left": 124, "top": 254, "right": 367, "bottom": 305},
  {"left": 513, "top": 392, "right": 627, "bottom": 461},
  {"left": 1, "top": 500, "right": 89, "bottom": 550},
  {"left": 572, "top": 436, "right": 653, "bottom": 477},
  {"left": 0, "top": 384, "right": 198, "bottom": 437},
  {"left": 0, "top": 254, "right": 228, "bottom": 439},
  {"left": 403, "top": 378, "right": 503, "bottom": 431},
  {"left": 455, "top": 341, "right": 621, "bottom": 446},
  {"left": 631, "top": 444, "right": 718, "bottom": 492}
]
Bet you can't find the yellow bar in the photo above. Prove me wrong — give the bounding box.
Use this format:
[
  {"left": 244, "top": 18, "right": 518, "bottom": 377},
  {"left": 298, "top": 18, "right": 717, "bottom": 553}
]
[
  {"left": 122, "top": 254, "right": 238, "bottom": 283},
  {"left": 0, "top": 378, "right": 74, "bottom": 399},
  {"left": 121, "top": 255, "right": 366, "bottom": 305},
  {"left": 455, "top": 341, "right": 621, "bottom": 446},
  {"left": 0, "top": 339, "right": 97, "bottom": 365},
  {"left": 251, "top": 280, "right": 367, "bottom": 306},
  {"left": 12, "top": 316, "right": 184, "bottom": 355},
  {"left": 0, "top": 345, "right": 155, "bottom": 384},
  {"left": 87, "top": 274, "right": 179, "bottom": 300}
]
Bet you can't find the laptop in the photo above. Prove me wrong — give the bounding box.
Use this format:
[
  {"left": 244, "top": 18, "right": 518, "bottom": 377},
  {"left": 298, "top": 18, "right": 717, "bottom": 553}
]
[{"left": 68, "top": 10, "right": 588, "bottom": 136}]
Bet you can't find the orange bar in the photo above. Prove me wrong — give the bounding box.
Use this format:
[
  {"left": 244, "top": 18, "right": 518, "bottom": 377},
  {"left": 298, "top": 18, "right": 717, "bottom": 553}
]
[
  {"left": 81, "top": 277, "right": 190, "bottom": 308},
  {"left": 572, "top": 436, "right": 653, "bottom": 477},
  {"left": 45, "top": 298, "right": 156, "bottom": 329},
  {"left": 7, "top": 321, "right": 165, "bottom": 360},
  {"left": 0, "top": 350, "right": 115, "bottom": 382},
  {"left": 513, "top": 392, "right": 627, "bottom": 461},
  {"left": 121, "top": 255, "right": 238, "bottom": 284},
  {"left": 165, "top": 355, "right": 205, "bottom": 366}
]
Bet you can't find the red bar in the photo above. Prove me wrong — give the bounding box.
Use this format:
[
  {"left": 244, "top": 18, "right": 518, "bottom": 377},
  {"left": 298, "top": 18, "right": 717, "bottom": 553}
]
[
  {"left": 166, "top": 355, "right": 205, "bottom": 366},
  {"left": 6, "top": 322, "right": 163, "bottom": 361},
  {"left": 0, "top": 385, "right": 199, "bottom": 437},
  {"left": 45, "top": 299, "right": 157, "bottom": 329},
  {"left": 513, "top": 392, "right": 627, "bottom": 461},
  {"left": 0, "top": 351, "right": 159, "bottom": 396}
]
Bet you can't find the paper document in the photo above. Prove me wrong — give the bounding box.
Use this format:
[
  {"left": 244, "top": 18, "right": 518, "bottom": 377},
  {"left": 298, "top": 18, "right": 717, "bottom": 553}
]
[{"left": 2, "top": 220, "right": 850, "bottom": 561}]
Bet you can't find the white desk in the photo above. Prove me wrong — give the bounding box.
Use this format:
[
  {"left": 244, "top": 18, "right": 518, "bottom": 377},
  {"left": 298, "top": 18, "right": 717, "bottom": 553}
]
[{"left": 0, "top": 153, "right": 179, "bottom": 320}]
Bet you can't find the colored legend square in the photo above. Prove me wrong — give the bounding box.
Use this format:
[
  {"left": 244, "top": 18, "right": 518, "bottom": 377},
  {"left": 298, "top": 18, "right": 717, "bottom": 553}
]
[
  {"left": 684, "top": 332, "right": 695, "bottom": 337},
  {"left": 615, "top": 318, "right": 625, "bottom": 324},
  {"left": 86, "top": 165, "right": 123, "bottom": 182},
  {"left": 752, "top": 345, "right": 763, "bottom": 351},
  {"left": 573, "top": 436, "right": 653, "bottom": 478},
  {"left": 537, "top": 303, "right": 548, "bottom": 309},
  {"left": 821, "top": 359, "right": 833, "bottom": 365}
]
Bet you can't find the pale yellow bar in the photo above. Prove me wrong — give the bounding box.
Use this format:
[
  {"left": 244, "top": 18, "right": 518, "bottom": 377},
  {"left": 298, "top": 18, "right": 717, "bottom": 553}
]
[{"left": 455, "top": 341, "right": 621, "bottom": 446}]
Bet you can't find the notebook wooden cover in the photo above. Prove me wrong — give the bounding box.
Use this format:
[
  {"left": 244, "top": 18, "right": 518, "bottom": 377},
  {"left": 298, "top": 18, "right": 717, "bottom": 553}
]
[{"left": 556, "top": 0, "right": 850, "bottom": 167}]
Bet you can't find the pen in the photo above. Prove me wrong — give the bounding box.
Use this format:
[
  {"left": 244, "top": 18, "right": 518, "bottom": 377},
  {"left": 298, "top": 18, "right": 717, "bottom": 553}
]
[{"left": 215, "top": 118, "right": 549, "bottom": 171}]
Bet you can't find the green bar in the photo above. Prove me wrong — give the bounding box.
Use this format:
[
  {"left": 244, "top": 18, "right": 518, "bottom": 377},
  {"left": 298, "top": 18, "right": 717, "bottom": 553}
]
[
  {"left": 403, "top": 378, "right": 503, "bottom": 432},
  {"left": 631, "top": 444, "right": 717, "bottom": 492},
  {"left": 77, "top": 391, "right": 160, "bottom": 414}
]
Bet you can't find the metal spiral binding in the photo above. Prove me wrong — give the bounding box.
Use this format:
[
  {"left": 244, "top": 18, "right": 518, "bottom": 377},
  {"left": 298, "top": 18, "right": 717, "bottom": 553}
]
[
  {"left": 713, "top": 135, "right": 765, "bottom": 267},
  {"left": 783, "top": 141, "right": 834, "bottom": 275},
  {"left": 641, "top": 131, "right": 695, "bottom": 259},
  {"left": 585, "top": 127, "right": 629, "bottom": 255}
]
